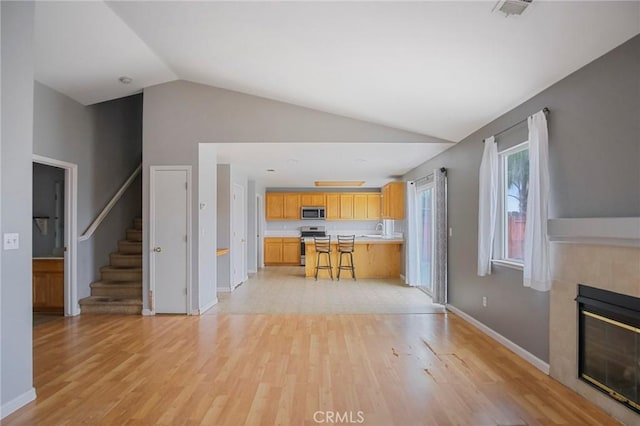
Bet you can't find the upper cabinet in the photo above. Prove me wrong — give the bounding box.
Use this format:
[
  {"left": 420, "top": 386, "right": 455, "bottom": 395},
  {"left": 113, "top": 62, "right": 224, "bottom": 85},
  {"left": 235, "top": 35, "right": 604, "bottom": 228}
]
[
  {"left": 266, "top": 191, "right": 382, "bottom": 221},
  {"left": 266, "top": 193, "right": 301, "bottom": 220},
  {"left": 381, "top": 182, "right": 405, "bottom": 219},
  {"left": 300, "top": 193, "right": 325, "bottom": 207}
]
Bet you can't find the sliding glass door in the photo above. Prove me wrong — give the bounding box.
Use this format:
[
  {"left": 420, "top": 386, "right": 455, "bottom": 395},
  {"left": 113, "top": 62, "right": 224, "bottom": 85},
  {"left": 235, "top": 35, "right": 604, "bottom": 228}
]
[{"left": 416, "top": 185, "right": 435, "bottom": 295}]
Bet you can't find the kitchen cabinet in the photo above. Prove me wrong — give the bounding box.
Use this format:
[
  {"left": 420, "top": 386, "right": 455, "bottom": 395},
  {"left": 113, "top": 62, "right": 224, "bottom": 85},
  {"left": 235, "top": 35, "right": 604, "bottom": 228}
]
[
  {"left": 354, "top": 193, "right": 381, "bottom": 220},
  {"left": 325, "top": 193, "right": 340, "bottom": 219},
  {"left": 266, "top": 191, "right": 381, "bottom": 221},
  {"left": 381, "top": 182, "right": 405, "bottom": 219},
  {"left": 33, "top": 258, "right": 64, "bottom": 313},
  {"left": 339, "top": 194, "right": 354, "bottom": 219},
  {"left": 264, "top": 237, "right": 300, "bottom": 265},
  {"left": 300, "top": 193, "right": 325, "bottom": 207},
  {"left": 282, "top": 239, "right": 301, "bottom": 264},
  {"left": 266, "top": 193, "right": 300, "bottom": 220}
]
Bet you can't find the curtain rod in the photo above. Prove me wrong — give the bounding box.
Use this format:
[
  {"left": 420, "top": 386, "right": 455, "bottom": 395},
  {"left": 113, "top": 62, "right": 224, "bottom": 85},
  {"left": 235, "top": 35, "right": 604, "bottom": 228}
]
[
  {"left": 483, "top": 107, "right": 549, "bottom": 142},
  {"left": 410, "top": 168, "right": 447, "bottom": 185}
]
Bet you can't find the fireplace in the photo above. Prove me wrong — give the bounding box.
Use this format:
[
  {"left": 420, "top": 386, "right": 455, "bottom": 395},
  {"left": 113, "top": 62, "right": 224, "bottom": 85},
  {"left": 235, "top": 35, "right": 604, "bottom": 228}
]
[{"left": 576, "top": 284, "right": 640, "bottom": 414}]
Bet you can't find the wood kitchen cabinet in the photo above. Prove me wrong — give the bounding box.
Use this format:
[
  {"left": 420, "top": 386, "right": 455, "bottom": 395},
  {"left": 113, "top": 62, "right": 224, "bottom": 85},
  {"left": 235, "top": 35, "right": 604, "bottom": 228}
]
[
  {"left": 33, "top": 258, "right": 64, "bottom": 313},
  {"left": 264, "top": 237, "right": 300, "bottom": 265},
  {"left": 354, "top": 193, "right": 381, "bottom": 220},
  {"left": 300, "top": 193, "right": 325, "bottom": 207},
  {"left": 282, "top": 238, "right": 301, "bottom": 264},
  {"left": 266, "top": 193, "right": 301, "bottom": 220},
  {"left": 339, "top": 194, "right": 354, "bottom": 219},
  {"left": 325, "top": 193, "right": 340, "bottom": 219},
  {"left": 381, "top": 182, "right": 405, "bottom": 219}
]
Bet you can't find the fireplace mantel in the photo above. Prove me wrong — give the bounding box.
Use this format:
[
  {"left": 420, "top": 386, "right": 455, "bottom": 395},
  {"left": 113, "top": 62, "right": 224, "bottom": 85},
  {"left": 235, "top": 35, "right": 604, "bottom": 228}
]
[{"left": 548, "top": 217, "right": 640, "bottom": 247}]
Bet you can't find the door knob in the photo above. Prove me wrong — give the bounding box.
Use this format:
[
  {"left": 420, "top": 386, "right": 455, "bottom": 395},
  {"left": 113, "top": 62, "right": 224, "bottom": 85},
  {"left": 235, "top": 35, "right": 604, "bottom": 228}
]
[{"left": 153, "top": 247, "right": 162, "bottom": 253}]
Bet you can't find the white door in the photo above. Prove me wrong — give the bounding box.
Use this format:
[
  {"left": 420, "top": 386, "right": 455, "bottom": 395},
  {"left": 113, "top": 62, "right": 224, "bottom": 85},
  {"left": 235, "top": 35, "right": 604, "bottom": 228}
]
[
  {"left": 150, "top": 167, "right": 190, "bottom": 314},
  {"left": 232, "top": 183, "right": 246, "bottom": 288}
]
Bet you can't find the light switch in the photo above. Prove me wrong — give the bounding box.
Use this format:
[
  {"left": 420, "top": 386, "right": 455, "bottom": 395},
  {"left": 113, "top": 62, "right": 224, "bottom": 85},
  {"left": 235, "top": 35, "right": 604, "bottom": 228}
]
[{"left": 3, "top": 233, "right": 19, "bottom": 250}]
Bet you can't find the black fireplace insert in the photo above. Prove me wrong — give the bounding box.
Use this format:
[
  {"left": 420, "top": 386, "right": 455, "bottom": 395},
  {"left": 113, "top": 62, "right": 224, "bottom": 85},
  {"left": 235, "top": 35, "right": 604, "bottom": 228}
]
[{"left": 576, "top": 284, "right": 640, "bottom": 414}]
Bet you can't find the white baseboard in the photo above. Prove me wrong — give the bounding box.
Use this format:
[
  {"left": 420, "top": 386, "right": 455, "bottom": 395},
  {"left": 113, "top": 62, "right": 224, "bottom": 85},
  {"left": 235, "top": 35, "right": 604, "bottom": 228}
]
[
  {"left": 446, "top": 304, "right": 550, "bottom": 375},
  {"left": 1, "top": 387, "right": 36, "bottom": 420},
  {"left": 141, "top": 309, "right": 154, "bottom": 316},
  {"left": 198, "top": 298, "right": 218, "bottom": 315}
]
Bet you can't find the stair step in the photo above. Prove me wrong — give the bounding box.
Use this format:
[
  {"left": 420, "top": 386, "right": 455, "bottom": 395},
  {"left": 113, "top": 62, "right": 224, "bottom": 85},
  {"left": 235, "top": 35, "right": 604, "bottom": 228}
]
[
  {"left": 79, "top": 296, "right": 142, "bottom": 315},
  {"left": 90, "top": 280, "right": 142, "bottom": 298},
  {"left": 110, "top": 252, "right": 142, "bottom": 268},
  {"left": 118, "top": 240, "right": 142, "bottom": 254},
  {"left": 100, "top": 266, "right": 142, "bottom": 282},
  {"left": 133, "top": 217, "right": 143, "bottom": 231},
  {"left": 126, "top": 229, "right": 142, "bottom": 242}
]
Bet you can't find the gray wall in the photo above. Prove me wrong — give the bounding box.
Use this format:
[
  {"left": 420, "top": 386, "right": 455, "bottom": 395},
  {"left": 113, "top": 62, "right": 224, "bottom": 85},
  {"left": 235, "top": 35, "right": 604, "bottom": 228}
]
[
  {"left": 404, "top": 35, "right": 640, "bottom": 363},
  {"left": 32, "top": 163, "right": 65, "bottom": 257},
  {"left": 33, "top": 83, "right": 143, "bottom": 300},
  {"left": 142, "top": 80, "right": 438, "bottom": 310},
  {"left": 1, "top": 1, "right": 35, "bottom": 414}
]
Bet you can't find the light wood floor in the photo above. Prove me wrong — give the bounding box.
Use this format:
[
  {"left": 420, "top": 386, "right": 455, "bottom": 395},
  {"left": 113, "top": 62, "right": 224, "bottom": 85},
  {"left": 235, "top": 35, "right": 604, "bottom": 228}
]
[
  {"left": 6, "top": 312, "right": 618, "bottom": 425},
  {"left": 210, "top": 266, "right": 445, "bottom": 314}
]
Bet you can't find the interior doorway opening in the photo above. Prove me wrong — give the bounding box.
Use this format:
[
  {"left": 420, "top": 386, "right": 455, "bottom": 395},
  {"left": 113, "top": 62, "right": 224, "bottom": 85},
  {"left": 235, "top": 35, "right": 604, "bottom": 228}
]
[{"left": 32, "top": 155, "right": 79, "bottom": 317}]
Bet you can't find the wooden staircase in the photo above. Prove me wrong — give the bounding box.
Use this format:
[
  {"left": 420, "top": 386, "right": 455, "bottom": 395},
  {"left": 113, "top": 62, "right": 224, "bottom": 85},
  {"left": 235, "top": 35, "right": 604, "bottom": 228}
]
[{"left": 79, "top": 218, "right": 143, "bottom": 314}]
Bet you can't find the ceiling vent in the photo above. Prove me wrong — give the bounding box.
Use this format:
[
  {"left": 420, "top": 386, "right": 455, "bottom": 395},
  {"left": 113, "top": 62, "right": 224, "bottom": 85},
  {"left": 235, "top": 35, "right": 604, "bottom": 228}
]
[{"left": 494, "top": 0, "right": 532, "bottom": 16}]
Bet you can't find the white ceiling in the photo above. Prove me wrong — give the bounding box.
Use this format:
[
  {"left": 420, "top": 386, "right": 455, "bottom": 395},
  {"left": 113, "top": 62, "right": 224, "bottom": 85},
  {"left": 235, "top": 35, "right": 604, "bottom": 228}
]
[
  {"left": 216, "top": 142, "right": 453, "bottom": 188},
  {"left": 33, "top": 1, "right": 639, "bottom": 188}
]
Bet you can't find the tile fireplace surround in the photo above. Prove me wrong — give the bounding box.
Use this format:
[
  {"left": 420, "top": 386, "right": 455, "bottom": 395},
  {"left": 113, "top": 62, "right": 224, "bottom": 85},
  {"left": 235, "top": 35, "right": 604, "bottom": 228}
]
[{"left": 549, "top": 218, "right": 640, "bottom": 425}]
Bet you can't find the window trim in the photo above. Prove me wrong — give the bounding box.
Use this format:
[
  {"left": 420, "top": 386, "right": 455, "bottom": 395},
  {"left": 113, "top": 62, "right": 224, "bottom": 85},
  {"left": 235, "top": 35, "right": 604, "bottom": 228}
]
[{"left": 493, "top": 140, "right": 529, "bottom": 266}]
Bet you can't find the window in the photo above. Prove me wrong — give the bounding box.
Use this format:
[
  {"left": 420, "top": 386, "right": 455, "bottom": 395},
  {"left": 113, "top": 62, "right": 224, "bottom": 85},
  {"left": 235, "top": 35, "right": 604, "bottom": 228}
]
[{"left": 496, "top": 141, "right": 529, "bottom": 265}]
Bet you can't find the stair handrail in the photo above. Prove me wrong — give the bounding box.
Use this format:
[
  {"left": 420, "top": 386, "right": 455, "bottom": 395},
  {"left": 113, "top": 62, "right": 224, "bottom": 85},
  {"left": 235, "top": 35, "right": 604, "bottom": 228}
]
[{"left": 78, "top": 163, "right": 142, "bottom": 242}]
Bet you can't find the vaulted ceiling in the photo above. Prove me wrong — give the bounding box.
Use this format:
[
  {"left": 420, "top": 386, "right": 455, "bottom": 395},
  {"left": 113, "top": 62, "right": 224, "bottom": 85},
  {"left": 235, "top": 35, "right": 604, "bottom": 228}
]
[{"left": 33, "top": 1, "right": 640, "bottom": 186}]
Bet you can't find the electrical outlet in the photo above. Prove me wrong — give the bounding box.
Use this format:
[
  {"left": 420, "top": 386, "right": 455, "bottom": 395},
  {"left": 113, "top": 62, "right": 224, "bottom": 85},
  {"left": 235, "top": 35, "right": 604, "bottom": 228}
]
[
  {"left": 3, "top": 233, "right": 19, "bottom": 250},
  {"left": 482, "top": 296, "right": 487, "bottom": 308}
]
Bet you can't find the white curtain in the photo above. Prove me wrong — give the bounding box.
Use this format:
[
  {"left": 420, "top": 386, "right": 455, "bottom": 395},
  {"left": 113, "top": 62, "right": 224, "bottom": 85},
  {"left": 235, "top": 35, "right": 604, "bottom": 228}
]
[
  {"left": 477, "top": 136, "right": 498, "bottom": 276},
  {"left": 523, "top": 111, "right": 551, "bottom": 291},
  {"left": 432, "top": 168, "right": 448, "bottom": 305},
  {"left": 404, "top": 181, "right": 419, "bottom": 286}
]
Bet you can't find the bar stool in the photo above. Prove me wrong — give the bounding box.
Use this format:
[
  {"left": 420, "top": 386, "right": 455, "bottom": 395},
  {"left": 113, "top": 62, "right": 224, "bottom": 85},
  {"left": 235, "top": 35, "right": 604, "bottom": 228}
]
[
  {"left": 314, "top": 236, "right": 333, "bottom": 280},
  {"left": 337, "top": 235, "right": 356, "bottom": 281}
]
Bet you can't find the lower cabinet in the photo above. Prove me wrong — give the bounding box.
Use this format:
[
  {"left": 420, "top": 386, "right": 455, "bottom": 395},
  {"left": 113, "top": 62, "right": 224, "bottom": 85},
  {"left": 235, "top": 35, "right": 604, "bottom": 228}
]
[
  {"left": 264, "top": 238, "right": 300, "bottom": 265},
  {"left": 33, "top": 258, "right": 64, "bottom": 313}
]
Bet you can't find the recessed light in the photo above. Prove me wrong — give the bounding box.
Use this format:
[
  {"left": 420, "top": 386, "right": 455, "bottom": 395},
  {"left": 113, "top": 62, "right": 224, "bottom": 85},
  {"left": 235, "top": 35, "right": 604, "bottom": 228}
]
[
  {"left": 354, "top": 158, "right": 367, "bottom": 163},
  {"left": 266, "top": 169, "right": 276, "bottom": 173},
  {"left": 118, "top": 76, "right": 133, "bottom": 84}
]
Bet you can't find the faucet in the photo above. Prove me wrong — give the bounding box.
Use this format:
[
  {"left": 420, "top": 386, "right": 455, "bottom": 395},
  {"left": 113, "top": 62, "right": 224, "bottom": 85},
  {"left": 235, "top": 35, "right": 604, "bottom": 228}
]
[{"left": 375, "top": 222, "right": 383, "bottom": 233}]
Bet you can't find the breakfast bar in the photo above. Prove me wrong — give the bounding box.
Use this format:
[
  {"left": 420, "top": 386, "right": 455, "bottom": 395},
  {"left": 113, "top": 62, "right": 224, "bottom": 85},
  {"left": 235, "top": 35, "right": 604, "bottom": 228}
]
[{"left": 304, "top": 236, "right": 403, "bottom": 279}]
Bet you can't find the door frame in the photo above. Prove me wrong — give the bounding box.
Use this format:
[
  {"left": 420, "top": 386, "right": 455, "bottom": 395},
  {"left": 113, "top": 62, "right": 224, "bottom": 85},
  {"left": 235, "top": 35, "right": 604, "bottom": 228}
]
[
  {"left": 416, "top": 182, "right": 436, "bottom": 297},
  {"left": 32, "top": 155, "right": 79, "bottom": 316},
  {"left": 231, "top": 182, "right": 246, "bottom": 288},
  {"left": 256, "top": 194, "right": 263, "bottom": 269},
  {"left": 149, "top": 165, "right": 192, "bottom": 315}
]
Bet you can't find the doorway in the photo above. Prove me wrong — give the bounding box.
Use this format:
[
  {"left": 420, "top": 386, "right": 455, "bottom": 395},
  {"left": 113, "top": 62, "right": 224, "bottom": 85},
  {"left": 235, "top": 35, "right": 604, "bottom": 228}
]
[
  {"left": 32, "top": 155, "right": 79, "bottom": 317},
  {"left": 150, "top": 166, "right": 191, "bottom": 314},
  {"left": 416, "top": 184, "right": 435, "bottom": 295}
]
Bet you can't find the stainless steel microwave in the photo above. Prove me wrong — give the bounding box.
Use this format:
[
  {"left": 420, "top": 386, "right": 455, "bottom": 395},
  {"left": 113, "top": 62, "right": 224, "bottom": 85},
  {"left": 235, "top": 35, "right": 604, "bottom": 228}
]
[{"left": 301, "top": 206, "right": 326, "bottom": 220}]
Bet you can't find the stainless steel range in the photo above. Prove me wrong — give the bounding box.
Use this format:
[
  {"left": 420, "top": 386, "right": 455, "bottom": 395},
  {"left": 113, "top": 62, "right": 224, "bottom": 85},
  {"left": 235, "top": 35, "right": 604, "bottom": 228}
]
[{"left": 299, "top": 226, "right": 326, "bottom": 266}]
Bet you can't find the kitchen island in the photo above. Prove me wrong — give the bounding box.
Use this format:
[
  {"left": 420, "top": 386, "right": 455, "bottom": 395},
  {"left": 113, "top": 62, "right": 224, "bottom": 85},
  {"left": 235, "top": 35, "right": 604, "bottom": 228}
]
[{"left": 304, "top": 236, "right": 403, "bottom": 279}]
